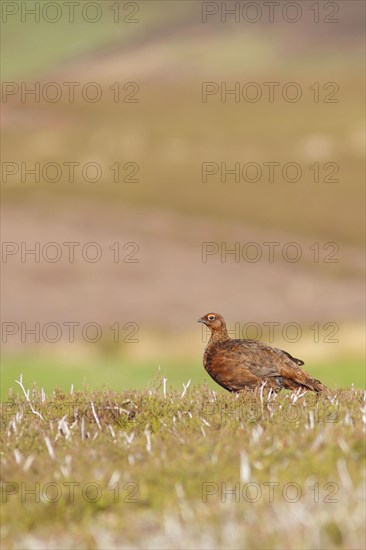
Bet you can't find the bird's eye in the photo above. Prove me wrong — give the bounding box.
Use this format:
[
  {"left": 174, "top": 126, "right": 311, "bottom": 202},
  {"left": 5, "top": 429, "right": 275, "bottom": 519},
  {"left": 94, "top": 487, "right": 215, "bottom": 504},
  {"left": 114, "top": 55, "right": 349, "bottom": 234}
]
[{"left": 208, "top": 315, "right": 216, "bottom": 321}]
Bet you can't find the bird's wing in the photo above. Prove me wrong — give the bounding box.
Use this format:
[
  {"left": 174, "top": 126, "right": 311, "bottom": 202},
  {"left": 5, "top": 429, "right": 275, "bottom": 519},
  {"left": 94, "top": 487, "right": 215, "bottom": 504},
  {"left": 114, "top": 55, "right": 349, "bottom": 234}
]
[
  {"left": 223, "top": 340, "right": 314, "bottom": 386},
  {"left": 219, "top": 340, "right": 283, "bottom": 377},
  {"left": 277, "top": 349, "right": 304, "bottom": 366},
  {"left": 206, "top": 339, "right": 325, "bottom": 392},
  {"left": 240, "top": 341, "right": 322, "bottom": 391},
  {"left": 239, "top": 340, "right": 304, "bottom": 366}
]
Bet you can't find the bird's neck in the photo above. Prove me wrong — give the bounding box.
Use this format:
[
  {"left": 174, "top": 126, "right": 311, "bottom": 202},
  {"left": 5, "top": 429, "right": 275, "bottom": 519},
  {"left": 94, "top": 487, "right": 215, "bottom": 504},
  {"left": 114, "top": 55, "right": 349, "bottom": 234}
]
[{"left": 208, "top": 327, "right": 230, "bottom": 345}]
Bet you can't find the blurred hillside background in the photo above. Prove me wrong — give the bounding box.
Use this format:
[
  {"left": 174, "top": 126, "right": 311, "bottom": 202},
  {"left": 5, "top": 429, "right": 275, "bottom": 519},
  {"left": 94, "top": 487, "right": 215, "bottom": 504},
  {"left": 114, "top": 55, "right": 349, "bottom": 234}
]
[{"left": 1, "top": 0, "right": 365, "bottom": 397}]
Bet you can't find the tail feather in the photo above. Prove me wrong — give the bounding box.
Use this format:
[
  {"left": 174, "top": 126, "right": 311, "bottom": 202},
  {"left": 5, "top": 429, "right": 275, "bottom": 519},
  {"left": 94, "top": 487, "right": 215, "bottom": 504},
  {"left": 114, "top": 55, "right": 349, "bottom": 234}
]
[
  {"left": 281, "top": 376, "right": 327, "bottom": 393},
  {"left": 307, "top": 378, "right": 327, "bottom": 392}
]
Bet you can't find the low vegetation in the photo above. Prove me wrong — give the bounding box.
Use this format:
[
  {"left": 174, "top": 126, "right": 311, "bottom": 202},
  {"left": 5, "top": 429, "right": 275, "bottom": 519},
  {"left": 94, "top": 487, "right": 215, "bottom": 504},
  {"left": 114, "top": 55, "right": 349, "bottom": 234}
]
[{"left": 1, "top": 377, "right": 365, "bottom": 549}]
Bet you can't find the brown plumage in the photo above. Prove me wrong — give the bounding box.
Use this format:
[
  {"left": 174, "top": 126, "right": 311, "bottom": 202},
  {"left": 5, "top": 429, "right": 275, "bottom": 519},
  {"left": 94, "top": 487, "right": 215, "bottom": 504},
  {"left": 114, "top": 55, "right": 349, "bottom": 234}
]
[{"left": 198, "top": 313, "right": 326, "bottom": 393}]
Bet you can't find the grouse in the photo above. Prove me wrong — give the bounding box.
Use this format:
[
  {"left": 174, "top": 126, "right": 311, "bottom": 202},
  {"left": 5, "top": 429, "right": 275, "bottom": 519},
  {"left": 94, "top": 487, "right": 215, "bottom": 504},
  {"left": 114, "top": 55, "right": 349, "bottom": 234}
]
[{"left": 198, "top": 313, "right": 326, "bottom": 392}]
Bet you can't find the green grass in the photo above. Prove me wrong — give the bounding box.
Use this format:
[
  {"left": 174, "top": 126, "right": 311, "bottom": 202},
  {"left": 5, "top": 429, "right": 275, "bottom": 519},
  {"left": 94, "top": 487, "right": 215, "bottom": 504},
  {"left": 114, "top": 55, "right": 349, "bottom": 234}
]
[
  {"left": 0, "top": 3, "right": 192, "bottom": 79},
  {"left": 3, "top": 71, "right": 364, "bottom": 246},
  {"left": 2, "top": 15, "right": 365, "bottom": 247},
  {"left": 1, "top": 384, "right": 365, "bottom": 549},
  {"left": 1, "top": 356, "right": 365, "bottom": 401}
]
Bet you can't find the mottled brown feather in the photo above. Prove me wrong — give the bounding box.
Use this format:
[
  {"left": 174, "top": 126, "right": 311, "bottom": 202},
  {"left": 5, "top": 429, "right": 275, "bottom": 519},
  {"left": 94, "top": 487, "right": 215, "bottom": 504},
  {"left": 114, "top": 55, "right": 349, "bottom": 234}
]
[{"left": 198, "top": 313, "right": 326, "bottom": 393}]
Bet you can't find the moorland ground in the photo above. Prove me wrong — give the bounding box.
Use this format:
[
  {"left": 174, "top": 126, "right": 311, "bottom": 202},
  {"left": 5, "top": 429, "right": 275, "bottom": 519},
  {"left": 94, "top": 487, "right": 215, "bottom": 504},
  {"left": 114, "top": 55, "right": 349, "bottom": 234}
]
[
  {"left": 1, "top": 383, "right": 365, "bottom": 549},
  {"left": 1, "top": 5, "right": 365, "bottom": 548}
]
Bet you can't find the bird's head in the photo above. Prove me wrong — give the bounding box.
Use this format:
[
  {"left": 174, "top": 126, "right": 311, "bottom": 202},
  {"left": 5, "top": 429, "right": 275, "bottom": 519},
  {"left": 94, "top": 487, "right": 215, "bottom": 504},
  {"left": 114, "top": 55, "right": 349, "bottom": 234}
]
[{"left": 197, "top": 312, "right": 226, "bottom": 332}]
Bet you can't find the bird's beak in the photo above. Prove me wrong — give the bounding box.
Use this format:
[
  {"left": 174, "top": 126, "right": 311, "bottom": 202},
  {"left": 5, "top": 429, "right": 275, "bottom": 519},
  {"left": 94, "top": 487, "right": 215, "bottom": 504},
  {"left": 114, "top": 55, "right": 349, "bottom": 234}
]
[{"left": 197, "top": 318, "right": 205, "bottom": 324}]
